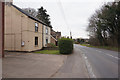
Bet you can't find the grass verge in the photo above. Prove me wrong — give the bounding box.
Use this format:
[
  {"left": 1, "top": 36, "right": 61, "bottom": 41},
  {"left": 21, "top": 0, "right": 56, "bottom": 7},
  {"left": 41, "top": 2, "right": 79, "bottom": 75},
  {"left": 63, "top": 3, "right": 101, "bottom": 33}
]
[
  {"left": 80, "top": 44, "right": 118, "bottom": 52},
  {"left": 34, "top": 50, "right": 60, "bottom": 55}
]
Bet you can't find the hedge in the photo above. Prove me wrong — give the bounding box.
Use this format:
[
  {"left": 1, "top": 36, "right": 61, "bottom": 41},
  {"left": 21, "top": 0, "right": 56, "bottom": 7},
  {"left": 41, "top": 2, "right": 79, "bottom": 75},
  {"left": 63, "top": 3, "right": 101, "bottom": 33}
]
[{"left": 58, "top": 38, "right": 73, "bottom": 54}]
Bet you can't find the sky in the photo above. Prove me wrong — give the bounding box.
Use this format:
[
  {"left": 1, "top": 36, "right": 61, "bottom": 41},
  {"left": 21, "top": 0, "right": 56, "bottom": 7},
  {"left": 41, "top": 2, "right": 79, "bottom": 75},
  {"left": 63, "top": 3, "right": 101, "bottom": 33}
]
[{"left": 13, "top": 0, "right": 114, "bottom": 39}]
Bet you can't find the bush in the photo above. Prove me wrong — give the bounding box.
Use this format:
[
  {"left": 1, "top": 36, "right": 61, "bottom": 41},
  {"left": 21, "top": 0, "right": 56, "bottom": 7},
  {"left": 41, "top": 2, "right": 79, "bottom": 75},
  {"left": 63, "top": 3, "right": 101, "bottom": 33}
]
[
  {"left": 47, "top": 43, "right": 56, "bottom": 48},
  {"left": 58, "top": 38, "right": 73, "bottom": 54},
  {"left": 74, "top": 42, "right": 79, "bottom": 44}
]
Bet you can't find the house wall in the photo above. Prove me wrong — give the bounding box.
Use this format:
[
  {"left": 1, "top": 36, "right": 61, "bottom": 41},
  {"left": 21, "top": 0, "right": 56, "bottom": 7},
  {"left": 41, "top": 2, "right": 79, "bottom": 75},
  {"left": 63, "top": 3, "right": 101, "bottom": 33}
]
[
  {"left": 43, "top": 25, "right": 51, "bottom": 47},
  {"left": 27, "top": 18, "right": 43, "bottom": 52},
  {"left": 51, "top": 29, "right": 61, "bottom": 40},
  {"left": 4, "top": 4, "right": 43, "bottom": 52},
  {"left": 56, "top": 32, "right": 61, "bottom": 40},
  {"left": 51, "top": 36, "right": 56, "bottom": 45},
  {"left": 4, "top": 4, "right": 23, "bottom": 51}
]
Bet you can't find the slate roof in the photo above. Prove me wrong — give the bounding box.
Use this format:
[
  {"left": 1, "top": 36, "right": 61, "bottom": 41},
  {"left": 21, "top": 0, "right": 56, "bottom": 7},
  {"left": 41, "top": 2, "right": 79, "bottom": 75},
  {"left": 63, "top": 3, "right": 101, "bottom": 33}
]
[{"left": 11, "top": 4, "right": 52, "bottom": 28}]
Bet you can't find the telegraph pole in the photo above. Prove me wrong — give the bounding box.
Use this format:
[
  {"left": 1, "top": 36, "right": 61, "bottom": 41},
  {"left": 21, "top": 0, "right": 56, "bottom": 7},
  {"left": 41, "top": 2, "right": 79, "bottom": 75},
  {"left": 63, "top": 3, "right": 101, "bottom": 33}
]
[{"left": 70, "top": 31, "right": 72, "bottom": 39}]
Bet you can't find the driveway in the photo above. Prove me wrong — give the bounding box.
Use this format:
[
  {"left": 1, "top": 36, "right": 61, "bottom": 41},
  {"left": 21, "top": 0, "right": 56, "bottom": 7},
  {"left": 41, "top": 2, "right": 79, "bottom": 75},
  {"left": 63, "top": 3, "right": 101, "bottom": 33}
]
[
  {"left": 3, "top": 47, "right": 89, "bottom": 78},
  {"left": 3, "top": 52, "right": 67, "bottom": 78}
]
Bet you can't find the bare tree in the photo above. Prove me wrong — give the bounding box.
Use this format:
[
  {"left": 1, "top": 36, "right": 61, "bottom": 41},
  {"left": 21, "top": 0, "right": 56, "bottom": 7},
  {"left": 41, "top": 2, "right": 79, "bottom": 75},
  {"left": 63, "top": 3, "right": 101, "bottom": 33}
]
[
  {"left": 22, "top": 8, "right": 37, "bottom": 17},
  {"left": 87, "top": 2, "right": 120, "bottom": 47}
]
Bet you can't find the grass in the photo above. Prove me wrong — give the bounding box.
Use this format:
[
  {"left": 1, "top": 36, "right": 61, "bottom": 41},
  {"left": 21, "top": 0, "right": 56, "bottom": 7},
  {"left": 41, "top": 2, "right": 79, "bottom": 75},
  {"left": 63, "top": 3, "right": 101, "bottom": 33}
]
[
  {"left": 80, "top": 44, "right": 119, "bottom": 52},
  {"left": 34, "top": 50, "right": 60, "bottom": 55}
]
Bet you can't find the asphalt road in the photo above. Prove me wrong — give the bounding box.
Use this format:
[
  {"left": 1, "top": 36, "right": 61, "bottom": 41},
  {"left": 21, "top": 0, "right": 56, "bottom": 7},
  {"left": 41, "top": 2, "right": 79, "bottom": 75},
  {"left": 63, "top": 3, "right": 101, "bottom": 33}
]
[
  {"left": 75, "top": 44, "right": 119, "bottom": 78},
  {"left": 53, "top": 44, "right": 89, "bottom": 78}
]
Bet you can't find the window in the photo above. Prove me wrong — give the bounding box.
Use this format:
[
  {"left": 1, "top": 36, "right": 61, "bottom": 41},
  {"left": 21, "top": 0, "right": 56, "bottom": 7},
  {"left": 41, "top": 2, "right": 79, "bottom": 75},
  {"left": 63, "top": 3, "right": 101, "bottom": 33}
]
[
  {"left": 35, "top": 23, "right": 38, "bottom": 32},
  {"left": 46, "top": 38, "right": 48, "bottom": 44},
  {"left": 35, "top": 37, "right": 38, "bottom": 46},
  {"left": 21, "top": 41, "right": 25, "bottom": 47},
  {"left": 46, "top": 27, "right": 48, "bottom": 34}
]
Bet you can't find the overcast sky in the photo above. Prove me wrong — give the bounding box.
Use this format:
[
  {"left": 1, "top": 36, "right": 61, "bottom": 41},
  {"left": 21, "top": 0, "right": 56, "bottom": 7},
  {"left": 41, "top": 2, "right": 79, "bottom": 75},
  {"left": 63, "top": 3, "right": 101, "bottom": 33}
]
[{"left": 13, "top": 0, "right": 114, "bottom": 39}]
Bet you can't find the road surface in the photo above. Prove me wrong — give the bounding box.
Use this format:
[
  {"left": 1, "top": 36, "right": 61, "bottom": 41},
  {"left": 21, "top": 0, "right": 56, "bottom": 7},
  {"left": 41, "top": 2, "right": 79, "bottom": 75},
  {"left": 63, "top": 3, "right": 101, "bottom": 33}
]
[
  {"left": 52, "top": 44, "right": 89, "bottom": 78},
  {"left": 75, "top": 44, "right": 119, "bottom": 78}
]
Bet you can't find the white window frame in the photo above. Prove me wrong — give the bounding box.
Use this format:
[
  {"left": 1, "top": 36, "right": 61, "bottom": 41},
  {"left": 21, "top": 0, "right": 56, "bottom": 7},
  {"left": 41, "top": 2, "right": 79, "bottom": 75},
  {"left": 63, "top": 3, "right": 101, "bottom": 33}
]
[
  {"left": 46, "top": 38, "right": 48, "bottom": 44},
  {"left": 35, "top": 22, "right": 38, "bottom": 32},
  {"left": 46, "top": 27, "right": 48, "bottom": 35}
]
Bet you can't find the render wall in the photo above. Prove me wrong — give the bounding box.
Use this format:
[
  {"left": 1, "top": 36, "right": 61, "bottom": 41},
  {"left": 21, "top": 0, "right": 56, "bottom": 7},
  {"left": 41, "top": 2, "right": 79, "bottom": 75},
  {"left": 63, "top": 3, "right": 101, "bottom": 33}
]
[
  {"left": 27, "top": 18, "right": 43, "bottom": 52},
  {"left": 4, "top": 4, "right": 43, "bottom": 51},
  {"left": 4, "top": 4, "right": 24, "bottom": 51},
  {"left": 43, "top": 25, "right": 51, "bottom": 47}
]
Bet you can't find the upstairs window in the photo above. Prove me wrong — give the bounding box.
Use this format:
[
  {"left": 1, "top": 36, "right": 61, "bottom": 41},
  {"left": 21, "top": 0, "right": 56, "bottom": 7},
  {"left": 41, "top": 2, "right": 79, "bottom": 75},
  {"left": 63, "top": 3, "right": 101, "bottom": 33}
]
[
  {"left": 35, "top": 37, "right": 38, "bottom": 46},
  {"left": 35, "top": 23, "right": 38, "bottom": 32},
  {"left": 46, "top": 27, "right": 48, "bottom": 34}
]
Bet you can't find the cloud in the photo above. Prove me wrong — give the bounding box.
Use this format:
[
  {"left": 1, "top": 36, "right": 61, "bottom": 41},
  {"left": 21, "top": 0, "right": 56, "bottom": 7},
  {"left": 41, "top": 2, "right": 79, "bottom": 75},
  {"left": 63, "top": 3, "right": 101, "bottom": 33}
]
[{"left": 14, "top": 0, "right": 114, "bottom": 38}]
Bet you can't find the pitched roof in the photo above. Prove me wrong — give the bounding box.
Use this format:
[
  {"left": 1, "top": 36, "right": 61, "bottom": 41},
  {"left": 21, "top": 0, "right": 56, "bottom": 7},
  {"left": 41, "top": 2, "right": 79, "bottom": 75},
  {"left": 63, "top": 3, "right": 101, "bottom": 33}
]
[{"left": 11, "top": 4, "right": 52, "bottom": 28}]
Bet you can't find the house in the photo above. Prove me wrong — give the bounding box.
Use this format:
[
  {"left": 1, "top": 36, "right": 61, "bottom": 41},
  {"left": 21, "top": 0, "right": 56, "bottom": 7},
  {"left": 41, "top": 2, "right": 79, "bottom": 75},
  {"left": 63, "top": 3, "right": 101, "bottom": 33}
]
[
  {"left": 51, "top": 29, "right": 61, "bottom": 46},
  {"left": 42, "top": 25, "right": 52, "bottom": 47},
  {"left": 4, "top": 2, "right": 52, "bottom": 52},
  {"left": 55, "top": 32, "right": 61, "bottom": 40},
  {"left": 50, "top": 35, "right": 57, "bottom": 46},
  {"left": 51, "top": 29, "right": 61, "bottom": 40}
]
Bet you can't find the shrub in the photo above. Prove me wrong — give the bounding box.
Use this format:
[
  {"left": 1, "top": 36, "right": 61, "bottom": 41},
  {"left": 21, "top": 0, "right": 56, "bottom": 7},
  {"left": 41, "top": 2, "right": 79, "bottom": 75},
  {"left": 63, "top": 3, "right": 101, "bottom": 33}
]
[
  {"left": 47, "top": 43, "right": 56, "bottom": 48},
  {"left": 74, "top": 42, "right": 79, "bottom": 44},
  {"left": 58, "top": 38, "right": 73, "bottom": 54}
]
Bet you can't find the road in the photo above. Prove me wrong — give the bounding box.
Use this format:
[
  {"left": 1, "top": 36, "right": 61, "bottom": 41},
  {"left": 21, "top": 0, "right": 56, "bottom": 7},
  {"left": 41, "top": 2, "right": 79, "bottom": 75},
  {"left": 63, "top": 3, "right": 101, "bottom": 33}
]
[
  {"left": 52, "top": 44, "right": 89, "bottom": 78},
  {"left": 75, "top": 44, "right": 119, "bottom": 78}
]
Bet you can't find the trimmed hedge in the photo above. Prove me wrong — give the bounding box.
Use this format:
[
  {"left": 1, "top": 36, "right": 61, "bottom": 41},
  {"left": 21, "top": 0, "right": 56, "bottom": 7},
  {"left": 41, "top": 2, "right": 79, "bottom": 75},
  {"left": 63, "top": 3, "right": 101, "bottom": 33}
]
[{"left": 58, "top": 38, "right": 73, "bottom": 54}]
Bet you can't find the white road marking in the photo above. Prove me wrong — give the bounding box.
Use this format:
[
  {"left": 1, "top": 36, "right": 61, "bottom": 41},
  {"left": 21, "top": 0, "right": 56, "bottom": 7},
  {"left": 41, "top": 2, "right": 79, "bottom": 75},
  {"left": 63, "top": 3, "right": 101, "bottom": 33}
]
[
  {"left": 82, "top": 53, "right": 96, "bottom": 78},
  {"left": 96, "top": 50, "right": 102, "bottom": 53},
  {"left": 95, "top": 49, "right": 119, "bottom": 60},
  {"left": 106, "top": 54, "right": 119, "bottom": 60}
]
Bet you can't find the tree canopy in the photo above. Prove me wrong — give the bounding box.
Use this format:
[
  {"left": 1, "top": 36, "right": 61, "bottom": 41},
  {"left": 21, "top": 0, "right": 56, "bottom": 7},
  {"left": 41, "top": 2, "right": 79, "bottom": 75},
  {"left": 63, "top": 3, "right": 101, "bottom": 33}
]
[
  {"left": 87, "top": 2, "right": 120, "bottom": 47},
  {"left": 23, "top": 6, "right": 51, "bottom": 27},
  {"left": 23, "top": 8, "right": 37, "bottom": 17},
  {"left": 36, "top": 6, "right": 51, "bottom": 27}
]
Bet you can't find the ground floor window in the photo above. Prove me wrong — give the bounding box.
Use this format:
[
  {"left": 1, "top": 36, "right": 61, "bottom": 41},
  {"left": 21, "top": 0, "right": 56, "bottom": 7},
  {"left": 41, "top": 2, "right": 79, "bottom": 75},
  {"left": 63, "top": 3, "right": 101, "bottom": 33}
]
[
  {"left": 35, "top": 37, "right": 38, "bottom": 46},
  {"left": 46, "top": 38, "right": 48, "bottom": 44}
]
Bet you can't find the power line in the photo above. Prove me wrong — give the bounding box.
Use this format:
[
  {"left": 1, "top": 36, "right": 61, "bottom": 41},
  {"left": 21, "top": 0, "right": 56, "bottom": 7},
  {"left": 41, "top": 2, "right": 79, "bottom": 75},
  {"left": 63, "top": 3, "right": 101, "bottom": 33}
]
[{"left": 56, "top": 0, "right": 71, "bottom": 33}]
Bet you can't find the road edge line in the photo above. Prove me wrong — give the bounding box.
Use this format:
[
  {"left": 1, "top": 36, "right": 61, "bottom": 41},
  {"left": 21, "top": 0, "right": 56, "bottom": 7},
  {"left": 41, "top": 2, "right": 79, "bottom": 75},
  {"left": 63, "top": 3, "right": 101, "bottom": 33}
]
[{"left": 81, "top": 53, "right": 96, "bottom": 78}]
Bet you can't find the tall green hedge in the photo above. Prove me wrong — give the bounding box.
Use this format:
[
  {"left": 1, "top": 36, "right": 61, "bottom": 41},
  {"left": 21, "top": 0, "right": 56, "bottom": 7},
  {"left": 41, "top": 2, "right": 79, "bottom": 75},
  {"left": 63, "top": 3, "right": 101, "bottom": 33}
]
[{"left": 58, "top": 38, "right": 73, "bottom": 54}]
